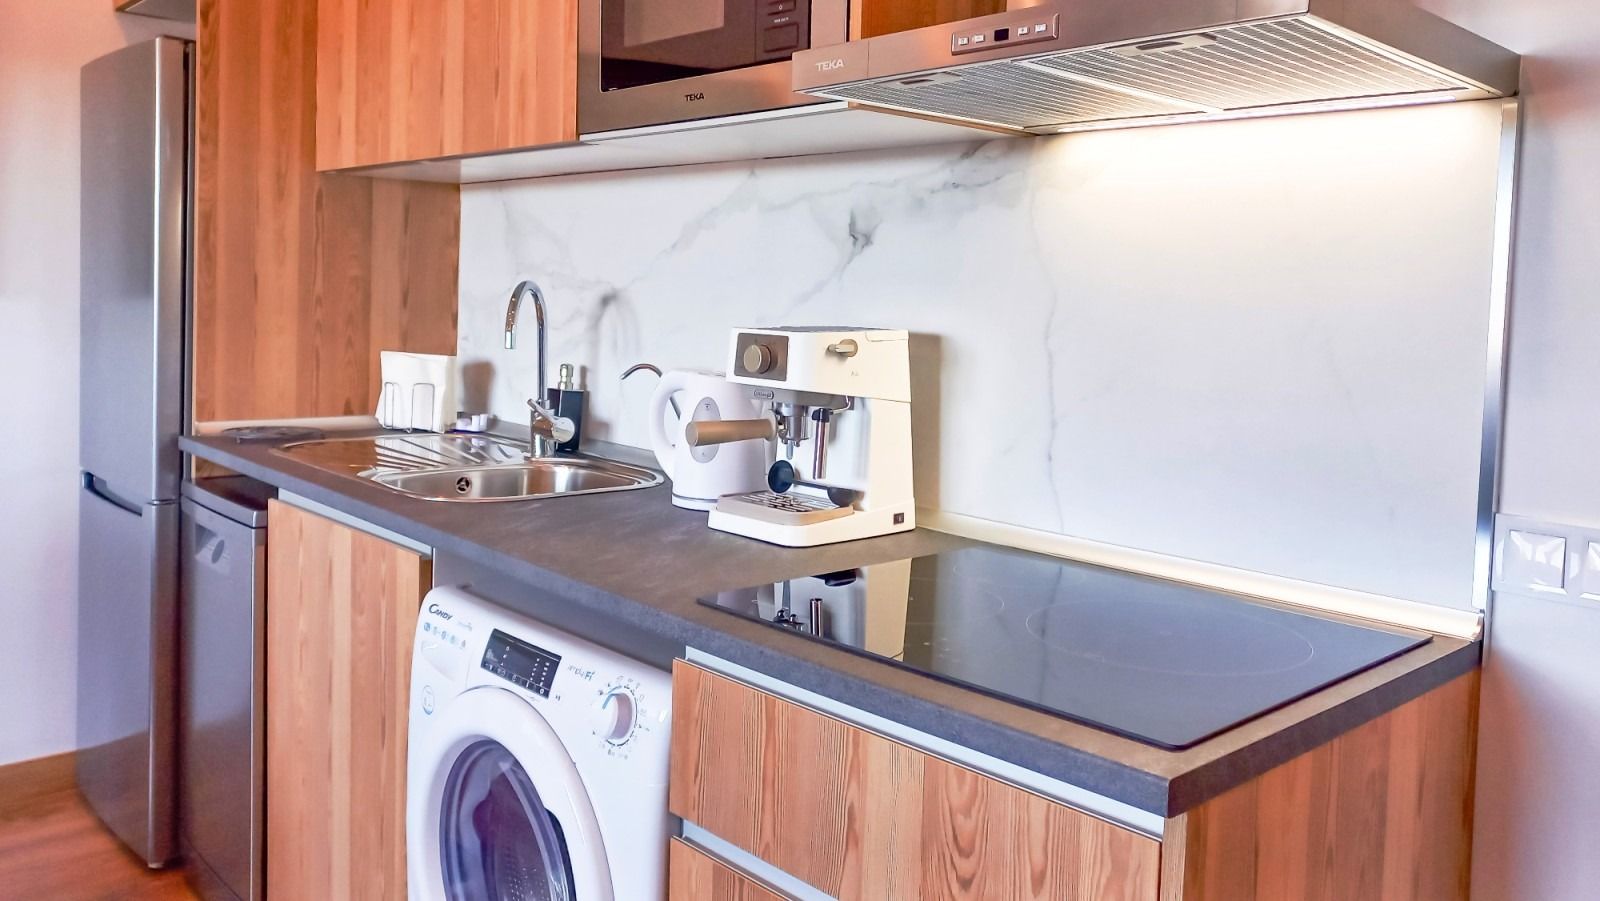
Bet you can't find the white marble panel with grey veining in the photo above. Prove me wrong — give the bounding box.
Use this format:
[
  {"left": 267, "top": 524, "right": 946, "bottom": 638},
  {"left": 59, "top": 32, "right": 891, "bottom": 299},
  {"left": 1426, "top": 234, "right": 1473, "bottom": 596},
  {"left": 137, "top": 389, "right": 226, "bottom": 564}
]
[{"left": 458, "top": 100, "right": 1507, "bottom": 607}]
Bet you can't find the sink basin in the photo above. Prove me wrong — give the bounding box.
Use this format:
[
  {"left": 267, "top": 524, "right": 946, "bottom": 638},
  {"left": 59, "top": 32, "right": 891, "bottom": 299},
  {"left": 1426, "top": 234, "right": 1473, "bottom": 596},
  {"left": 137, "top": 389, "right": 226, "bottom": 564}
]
[
  {"left": 370, "top": 458, "right": 661, "bottom": 502},
  {"left": 272, "top": 434, "right": 662, "bottom": 502}
]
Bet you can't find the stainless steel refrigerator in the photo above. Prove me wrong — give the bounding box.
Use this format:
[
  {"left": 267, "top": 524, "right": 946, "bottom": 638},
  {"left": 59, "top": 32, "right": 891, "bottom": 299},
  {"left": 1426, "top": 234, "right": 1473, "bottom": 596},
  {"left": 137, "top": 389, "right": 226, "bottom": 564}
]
[{"left": 77, "top": 36, "right": 192, "bottom": 868}]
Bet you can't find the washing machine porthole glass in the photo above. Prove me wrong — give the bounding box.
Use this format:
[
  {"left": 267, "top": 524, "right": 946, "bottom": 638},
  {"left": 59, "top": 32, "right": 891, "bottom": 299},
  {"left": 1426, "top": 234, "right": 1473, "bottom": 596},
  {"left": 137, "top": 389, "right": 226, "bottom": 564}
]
[{"left": 439, "top": 739, "right": 578, "bottom": 901}]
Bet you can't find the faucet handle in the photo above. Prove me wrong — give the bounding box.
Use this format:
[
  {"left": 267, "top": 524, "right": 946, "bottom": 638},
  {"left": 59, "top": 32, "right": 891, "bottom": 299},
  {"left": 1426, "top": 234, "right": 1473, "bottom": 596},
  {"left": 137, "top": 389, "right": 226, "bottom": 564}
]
[{"left": 528, "top": 397, "right": 576, "bottom": 446}]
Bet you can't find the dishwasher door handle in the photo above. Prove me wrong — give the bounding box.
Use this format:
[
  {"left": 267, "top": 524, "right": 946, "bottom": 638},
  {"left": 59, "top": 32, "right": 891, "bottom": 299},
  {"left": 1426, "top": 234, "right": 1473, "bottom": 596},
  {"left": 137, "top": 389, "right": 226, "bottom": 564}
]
[{"left": 191, "top": 521, "right": 226, "bottom": 566}]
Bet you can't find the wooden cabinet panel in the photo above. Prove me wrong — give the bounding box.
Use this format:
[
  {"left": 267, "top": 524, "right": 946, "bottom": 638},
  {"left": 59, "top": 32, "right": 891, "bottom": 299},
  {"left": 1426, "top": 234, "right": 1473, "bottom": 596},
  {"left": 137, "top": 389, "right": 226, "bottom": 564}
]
[
  {"left": 670, "top": 661, "right": 1160, "bottom": 901},
  {"left": 852, "top": 0, "right": 1006, "bottom": 40},
  {"left": 670, "top": 840, "right": 789, "bottom": 901},
  {"left": 315, "top": 0, "right": 578, "bottom": 170},
  {"left": 265, "top": 501, "right": 431, "bottom": 901},
  {"left": 195, "top": 0, "right": 458, "bottom": 424},
  {"left": 1160, "top": 672, "right": 1478, "bottom": 901}
]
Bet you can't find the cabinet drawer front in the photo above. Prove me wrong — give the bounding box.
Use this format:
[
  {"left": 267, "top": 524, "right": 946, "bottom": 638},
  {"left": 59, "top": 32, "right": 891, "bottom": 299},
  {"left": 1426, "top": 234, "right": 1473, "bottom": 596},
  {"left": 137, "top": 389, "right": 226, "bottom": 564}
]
[
  {"left": 669, "top": 661, "right": 1160, "bottom": 901},
  {"left": 671, "top": 840, "right": 791, "bottom": 901}
]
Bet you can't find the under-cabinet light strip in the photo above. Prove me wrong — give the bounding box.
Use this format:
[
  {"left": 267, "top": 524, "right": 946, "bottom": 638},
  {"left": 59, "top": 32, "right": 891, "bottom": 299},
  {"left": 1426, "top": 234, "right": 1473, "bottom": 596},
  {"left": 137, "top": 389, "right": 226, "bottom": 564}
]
[{"left": 920, "top": 509, "right": 1485, "bottom": 639}]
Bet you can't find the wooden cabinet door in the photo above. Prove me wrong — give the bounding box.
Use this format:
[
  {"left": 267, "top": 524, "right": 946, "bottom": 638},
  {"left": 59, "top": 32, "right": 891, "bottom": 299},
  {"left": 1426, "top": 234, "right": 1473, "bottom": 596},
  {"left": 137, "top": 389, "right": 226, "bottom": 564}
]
[
  {"left": 315, "top": 0, "right": 578, "bottom": 170},
  {"left": 852, "top": 0, "right": 1006, "bottom": 40},
  {"left": 670, "top": 661, "right": 1161, "bottom": 901},
  {"left": 670, "top": 840, "right": 791, "bottom": 901},
  {"left": 1159, "top": 672, "right": 1478, "bottom": 901},
  {"left": 265, "top": 501, "right": 431, "bottom": 901},
  {"left": 196, "top": 0, "right": 460, "bottom": 425}
]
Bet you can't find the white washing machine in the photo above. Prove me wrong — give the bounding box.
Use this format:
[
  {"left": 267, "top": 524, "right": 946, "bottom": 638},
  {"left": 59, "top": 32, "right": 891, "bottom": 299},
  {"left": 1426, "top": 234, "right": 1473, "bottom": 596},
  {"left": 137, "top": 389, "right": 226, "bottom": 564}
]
[{"left": 406, "top": 587, "right": 672, "bottom": 900}]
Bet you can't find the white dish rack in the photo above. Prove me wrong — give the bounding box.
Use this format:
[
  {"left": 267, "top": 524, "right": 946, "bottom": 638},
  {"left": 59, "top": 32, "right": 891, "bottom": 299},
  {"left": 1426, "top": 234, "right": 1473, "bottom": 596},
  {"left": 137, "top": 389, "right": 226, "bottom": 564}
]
[{"left": 376, "top": 351, "right": 458, "bottom": 433}]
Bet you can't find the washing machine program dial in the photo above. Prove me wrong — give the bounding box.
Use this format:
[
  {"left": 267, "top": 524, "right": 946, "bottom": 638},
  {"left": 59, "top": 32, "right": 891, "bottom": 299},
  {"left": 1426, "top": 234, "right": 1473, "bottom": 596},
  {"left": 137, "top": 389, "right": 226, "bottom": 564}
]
[{"left": 592, "top": 685, "right": 638, "bottom": 745}]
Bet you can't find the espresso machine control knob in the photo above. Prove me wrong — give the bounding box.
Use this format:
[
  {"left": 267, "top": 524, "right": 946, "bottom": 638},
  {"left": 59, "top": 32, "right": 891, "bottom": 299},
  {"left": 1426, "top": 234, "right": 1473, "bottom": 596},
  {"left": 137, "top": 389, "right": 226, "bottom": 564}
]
[{"left": 742, "top": 343, "right": 777, "bottom": 374}]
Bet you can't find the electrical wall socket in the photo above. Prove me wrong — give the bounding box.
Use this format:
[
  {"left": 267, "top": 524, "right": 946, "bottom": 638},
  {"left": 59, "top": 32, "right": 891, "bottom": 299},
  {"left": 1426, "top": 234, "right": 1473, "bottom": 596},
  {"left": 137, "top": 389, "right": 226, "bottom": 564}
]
[
  {"left": 1582, "top": 542, "right": 1600, "bottom": 601},
  {"left": 1493, "top": 514, "right": 1600, "bottom": 604}
]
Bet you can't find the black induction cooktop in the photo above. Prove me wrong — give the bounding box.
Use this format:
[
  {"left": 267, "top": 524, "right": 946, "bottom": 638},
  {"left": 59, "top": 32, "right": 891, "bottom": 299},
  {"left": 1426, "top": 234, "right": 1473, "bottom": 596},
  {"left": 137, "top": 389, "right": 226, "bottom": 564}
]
[{"left": 698, "top": 545, "right": 1429, "bottom": 749}]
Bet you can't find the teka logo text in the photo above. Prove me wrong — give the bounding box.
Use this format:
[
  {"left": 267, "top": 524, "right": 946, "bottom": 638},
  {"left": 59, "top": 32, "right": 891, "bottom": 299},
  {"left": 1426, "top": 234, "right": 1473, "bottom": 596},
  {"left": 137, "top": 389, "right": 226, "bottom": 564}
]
[
  {"left": 427, "top": 603, "right": 453, "bottom": 620},
  {"left": 684, "top": 91, "right": 705, "bottom": 102},
  {"left": 816, "top": 58, "right": 846, "bottom": 72}
]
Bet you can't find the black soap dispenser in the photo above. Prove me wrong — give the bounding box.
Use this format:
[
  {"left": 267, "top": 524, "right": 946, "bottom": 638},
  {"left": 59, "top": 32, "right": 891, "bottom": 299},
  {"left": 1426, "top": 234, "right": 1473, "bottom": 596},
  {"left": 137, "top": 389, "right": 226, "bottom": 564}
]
[{"left": 547, "top": 363, "right": 585, "bottom": 453}]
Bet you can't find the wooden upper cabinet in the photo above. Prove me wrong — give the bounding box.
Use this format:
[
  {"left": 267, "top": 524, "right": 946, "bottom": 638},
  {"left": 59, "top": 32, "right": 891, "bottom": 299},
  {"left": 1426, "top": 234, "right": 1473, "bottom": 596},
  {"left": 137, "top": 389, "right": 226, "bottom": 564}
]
[
  {"left": 196, "top": 0, "right": 459, "bottom": 423},
  {"left": 853, "top": 0, "right": 1007, "bottom": 40},
  {"left": 315, "top": 0, "right": 579, "bottom": 170}
]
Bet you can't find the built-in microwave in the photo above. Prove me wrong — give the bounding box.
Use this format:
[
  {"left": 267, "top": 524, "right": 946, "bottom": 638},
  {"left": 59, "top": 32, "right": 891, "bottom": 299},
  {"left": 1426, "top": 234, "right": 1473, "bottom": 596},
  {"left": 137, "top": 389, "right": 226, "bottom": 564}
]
[{"left": 578, "top": 0, "right": 850, "bottom": 135}]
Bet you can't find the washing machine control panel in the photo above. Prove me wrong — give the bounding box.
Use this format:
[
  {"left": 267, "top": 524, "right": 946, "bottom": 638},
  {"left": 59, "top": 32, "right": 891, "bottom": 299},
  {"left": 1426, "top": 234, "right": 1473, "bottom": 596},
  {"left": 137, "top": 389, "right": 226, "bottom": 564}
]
[
  {"left": 480, "top": 629, "right": 561, "bottom": 698},
  {"left": 416, "top": 588, "right": 673, "bottom": 767}
]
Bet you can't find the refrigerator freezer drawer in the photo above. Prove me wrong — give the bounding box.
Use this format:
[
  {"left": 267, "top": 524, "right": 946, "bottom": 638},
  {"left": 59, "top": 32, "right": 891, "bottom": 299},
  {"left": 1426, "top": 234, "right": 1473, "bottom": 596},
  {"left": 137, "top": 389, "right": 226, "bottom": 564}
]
[{"left": 77, "top": 476, "right": 178, "bottom": 866}]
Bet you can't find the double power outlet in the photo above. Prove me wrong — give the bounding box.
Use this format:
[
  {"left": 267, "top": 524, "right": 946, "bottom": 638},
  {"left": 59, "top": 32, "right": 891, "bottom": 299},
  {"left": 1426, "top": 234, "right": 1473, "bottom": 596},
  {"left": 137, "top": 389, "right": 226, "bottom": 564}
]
[{"left": 1493, "top": 513, "right": 1600, "bottom": 604}]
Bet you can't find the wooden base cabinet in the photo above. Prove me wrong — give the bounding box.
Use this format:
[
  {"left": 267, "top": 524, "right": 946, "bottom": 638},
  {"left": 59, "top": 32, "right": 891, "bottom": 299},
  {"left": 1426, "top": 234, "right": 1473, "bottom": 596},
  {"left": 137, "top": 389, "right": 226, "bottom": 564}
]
[
  {"left": 669, "top": 661, "right": 1478, "bottom": 901},
  {"left": 265, "top": 501, "right": 431, "bottom": 901},
  {"left": 1160, "top": 672, "right": 1479, "bottom": 901},
  {"left": 670, "top": 840, "right": 789, "bottom": 901},
  {"left": 670, "top": 661, "right": 1162, "bottom": 900}
]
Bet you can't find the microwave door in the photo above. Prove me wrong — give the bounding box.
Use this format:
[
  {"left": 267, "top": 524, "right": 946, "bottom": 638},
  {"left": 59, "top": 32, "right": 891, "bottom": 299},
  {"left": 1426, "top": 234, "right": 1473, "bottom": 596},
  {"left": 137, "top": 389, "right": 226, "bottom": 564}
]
[
  {"left": 600, "top": 0, "right": 788, "bottom": 92},
  {"left": 578, "top": 0, "right": 842, "bottom": 134}
]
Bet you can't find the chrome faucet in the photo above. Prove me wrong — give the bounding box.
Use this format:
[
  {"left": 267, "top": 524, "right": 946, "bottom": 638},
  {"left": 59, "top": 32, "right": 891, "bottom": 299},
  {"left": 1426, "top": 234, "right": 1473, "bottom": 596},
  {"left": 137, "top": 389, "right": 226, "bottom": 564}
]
[{"left": 504, "top": 279, "right": 575, "bottom": 457}]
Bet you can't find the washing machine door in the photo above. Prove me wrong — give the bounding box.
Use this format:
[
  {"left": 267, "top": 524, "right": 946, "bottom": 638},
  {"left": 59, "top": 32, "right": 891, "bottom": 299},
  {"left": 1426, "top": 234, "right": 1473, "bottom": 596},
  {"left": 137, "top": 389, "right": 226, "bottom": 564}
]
[{"left": 409, "top": 686, "right": 612, "bottom": 901}]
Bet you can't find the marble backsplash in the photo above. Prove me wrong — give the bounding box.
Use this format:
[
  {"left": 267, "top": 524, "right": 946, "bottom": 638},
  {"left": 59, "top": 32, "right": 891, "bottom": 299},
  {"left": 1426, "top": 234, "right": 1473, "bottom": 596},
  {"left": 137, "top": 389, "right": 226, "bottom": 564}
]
[{"left": 458, "top": 101, "right": 1506, "bottom": 608}]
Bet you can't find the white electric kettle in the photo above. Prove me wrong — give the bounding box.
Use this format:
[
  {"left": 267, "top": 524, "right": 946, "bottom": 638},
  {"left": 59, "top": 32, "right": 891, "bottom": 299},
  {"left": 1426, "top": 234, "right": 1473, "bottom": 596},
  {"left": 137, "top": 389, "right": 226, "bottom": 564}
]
[{"left": 647, "top": 370, "right": 770, "bottom": 510}]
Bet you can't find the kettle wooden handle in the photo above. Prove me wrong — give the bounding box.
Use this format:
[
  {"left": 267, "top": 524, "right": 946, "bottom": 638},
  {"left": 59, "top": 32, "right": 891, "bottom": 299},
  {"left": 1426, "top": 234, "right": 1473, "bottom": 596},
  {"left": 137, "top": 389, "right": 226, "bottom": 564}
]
[{"left": 686, "top": 417, "right": 775, "bottom": 448}]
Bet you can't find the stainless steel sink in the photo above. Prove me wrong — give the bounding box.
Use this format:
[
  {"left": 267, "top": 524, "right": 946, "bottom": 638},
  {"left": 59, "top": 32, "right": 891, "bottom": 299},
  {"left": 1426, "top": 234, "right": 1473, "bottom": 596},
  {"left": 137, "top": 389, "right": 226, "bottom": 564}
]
[
  {"left": 273, "top": 434, "right": 662, "bottom": 502},
  {"left": 370, "top": 458, "right": 660, "bottom": 501}
]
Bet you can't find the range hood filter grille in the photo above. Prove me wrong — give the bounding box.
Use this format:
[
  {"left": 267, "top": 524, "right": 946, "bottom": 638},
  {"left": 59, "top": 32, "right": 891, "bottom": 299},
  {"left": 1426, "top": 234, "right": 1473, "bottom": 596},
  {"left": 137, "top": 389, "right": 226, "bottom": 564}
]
[
  {"left": 825, "top": 59, "right": 1193, "bottom": 131},
  {"left": 1028, "top": 19, "right": 1470, "bottom": 113},
  {"left": 817, "top": 17, "right": 1483, "bottom": 133}
]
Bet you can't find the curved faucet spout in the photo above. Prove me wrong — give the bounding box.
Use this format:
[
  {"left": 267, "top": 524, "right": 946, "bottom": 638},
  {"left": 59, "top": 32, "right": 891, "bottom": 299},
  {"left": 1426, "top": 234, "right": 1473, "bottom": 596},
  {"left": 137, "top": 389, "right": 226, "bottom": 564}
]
[{"left": 505, "top": 279, "right": 563, "bottom": 455}]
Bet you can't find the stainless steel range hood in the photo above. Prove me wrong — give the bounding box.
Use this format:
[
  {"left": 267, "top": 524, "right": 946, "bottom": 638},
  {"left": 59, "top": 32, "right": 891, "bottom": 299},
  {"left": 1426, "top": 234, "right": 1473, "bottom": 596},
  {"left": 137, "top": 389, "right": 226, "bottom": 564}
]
[{"left": 793, "top": 0, "right": 1518, "bottom": 134}]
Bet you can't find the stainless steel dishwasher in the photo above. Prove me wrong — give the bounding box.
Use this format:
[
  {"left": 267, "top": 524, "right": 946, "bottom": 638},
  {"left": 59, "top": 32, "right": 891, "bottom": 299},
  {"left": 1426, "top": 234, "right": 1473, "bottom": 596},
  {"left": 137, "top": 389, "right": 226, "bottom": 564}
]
[{"left": 179, "top": 477, "right": 274, "bottom": 901}]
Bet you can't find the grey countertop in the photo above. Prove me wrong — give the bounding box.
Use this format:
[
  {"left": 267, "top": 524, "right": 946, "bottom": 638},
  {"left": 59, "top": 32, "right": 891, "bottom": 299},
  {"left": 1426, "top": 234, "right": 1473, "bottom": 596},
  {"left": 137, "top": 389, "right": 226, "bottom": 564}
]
[{"left": 182, "top": 430, "right": 1478, "bottom": 818}]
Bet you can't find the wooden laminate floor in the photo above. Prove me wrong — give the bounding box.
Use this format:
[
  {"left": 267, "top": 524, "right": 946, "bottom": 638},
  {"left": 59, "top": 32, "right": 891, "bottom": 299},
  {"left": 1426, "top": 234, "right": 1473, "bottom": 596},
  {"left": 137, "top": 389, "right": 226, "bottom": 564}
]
[{"left": 0, "top": 753, "right": 197, "bottom": 901}]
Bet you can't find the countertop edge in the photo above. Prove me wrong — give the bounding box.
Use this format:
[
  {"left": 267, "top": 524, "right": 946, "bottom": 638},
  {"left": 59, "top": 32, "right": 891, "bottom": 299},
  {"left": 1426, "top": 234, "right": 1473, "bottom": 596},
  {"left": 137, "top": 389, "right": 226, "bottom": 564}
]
[
  {"left": 1163, "top": 639, "right": 1482, "bottom": 814},
  {"left": 182, "top": 433, "right": 1482, "bottom": 821}
]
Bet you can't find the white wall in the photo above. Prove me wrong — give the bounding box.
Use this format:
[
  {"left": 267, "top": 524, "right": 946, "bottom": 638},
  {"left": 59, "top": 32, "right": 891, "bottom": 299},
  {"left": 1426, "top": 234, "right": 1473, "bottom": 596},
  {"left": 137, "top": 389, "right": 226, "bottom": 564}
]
[
  {"left": 459, "top": 101, "right": 1505, "bottom": 609},
  {"left": 1417, "top": 2, "right": 1600, "bottom": 899},
  {"left": 0, "top": 2, "right": 189, "bottom": 766}
]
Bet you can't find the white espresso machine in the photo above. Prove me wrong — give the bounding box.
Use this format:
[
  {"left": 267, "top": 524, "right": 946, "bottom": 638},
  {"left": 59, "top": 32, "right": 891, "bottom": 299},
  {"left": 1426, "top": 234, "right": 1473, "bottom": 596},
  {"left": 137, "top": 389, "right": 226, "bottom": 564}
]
[{"left": 696, "top": 327, "right": 915, "bottom": 547}]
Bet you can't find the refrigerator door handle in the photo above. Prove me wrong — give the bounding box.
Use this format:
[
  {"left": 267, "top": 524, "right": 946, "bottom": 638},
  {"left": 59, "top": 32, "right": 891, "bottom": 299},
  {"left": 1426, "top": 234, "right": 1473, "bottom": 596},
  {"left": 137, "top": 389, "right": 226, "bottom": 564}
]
[{"left": 83, "top": 472, "right": 146, "bottom": 517}]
